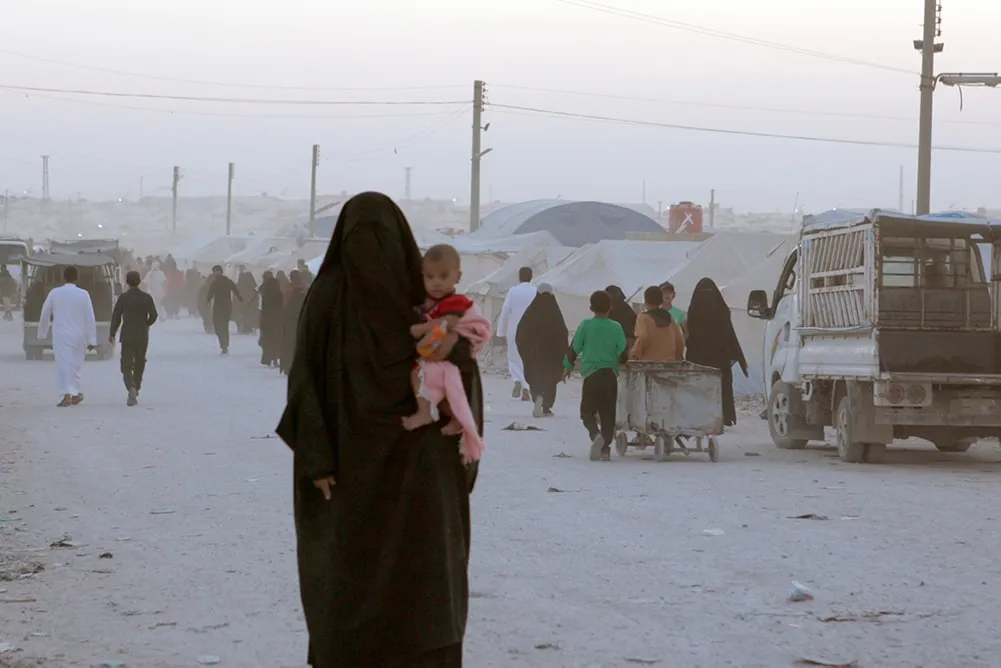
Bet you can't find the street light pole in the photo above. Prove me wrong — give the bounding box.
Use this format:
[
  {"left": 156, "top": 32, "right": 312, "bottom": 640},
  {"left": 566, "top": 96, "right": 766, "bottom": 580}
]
[{"left": 915, "top": 0, "right": 940, "bottom": 216}]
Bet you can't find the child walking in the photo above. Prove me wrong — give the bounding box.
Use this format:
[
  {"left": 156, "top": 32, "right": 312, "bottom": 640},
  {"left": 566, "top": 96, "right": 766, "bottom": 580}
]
[
  {"left": 564, "top": 290, "right": 627, "bottom": 461},
  {"left": 403, "top": 244, "right": 491, "bottom": 464}
]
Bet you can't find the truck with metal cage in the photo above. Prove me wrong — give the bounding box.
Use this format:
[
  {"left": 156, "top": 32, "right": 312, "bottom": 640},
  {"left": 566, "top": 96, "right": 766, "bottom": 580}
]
[{"left": 745, "top": 209, "right": 1001, "bottom": 463}]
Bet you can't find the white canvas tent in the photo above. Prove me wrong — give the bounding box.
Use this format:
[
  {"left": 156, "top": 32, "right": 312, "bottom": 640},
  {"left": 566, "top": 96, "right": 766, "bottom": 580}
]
[
  {"left": 465, "top": 245, "right": 576, "bottom": 324},
  {"left": 225, "top": 237, "right": 301, "bottom": 268},
  {"left": 536, "top": 239, "right": 704, "bottom": 333}
]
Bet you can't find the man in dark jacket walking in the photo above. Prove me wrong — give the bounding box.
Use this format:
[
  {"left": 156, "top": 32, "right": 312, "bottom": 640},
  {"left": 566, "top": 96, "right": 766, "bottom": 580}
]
[
  {"left": 205, "top": 264, "right": 242, "bottom": 355},
  {"left": 110, "top": 270, "right": 158, "bottom": 406}
]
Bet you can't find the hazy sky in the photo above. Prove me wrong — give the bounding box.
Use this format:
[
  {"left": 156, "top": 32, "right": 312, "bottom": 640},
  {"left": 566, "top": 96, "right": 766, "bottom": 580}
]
[{"left": 1, "top": 0, "right": 999, "bottom": 211}]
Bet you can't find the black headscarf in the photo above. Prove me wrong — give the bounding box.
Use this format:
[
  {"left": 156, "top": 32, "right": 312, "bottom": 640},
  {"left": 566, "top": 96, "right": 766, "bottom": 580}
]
[{"left": 275, "top": 192, "right": 478, "bottom": 665}]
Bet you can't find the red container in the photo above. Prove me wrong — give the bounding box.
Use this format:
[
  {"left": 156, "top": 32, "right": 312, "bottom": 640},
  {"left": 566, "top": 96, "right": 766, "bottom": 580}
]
[{"left": 668, "top": 202, "right": 703, "bottom": 233}]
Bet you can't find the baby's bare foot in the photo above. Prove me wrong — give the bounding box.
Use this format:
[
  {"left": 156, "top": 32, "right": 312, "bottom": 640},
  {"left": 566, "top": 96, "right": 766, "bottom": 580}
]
[
  {"left": 402, "top": 412, "right": 434, "bottom": 431},
  {"left": 441, "top": 419, "right": 464, "bottom": 436}
]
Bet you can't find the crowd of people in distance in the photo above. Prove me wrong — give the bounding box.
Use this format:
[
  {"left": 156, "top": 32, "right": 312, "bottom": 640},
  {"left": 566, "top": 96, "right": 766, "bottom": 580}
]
[{"left": 125, "top": 254, "right": 313, "bottom": 368}]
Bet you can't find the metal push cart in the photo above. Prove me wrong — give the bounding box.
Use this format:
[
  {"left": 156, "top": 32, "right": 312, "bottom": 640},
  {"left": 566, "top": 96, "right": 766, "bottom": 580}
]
[{"left": 613, "top": 361, "right": 724, "bottom": 462}]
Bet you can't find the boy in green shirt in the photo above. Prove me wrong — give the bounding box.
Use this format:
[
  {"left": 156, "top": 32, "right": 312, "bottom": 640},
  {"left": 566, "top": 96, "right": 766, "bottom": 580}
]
[
  {"left": 564, "top": 290, "right": 627, "bottom": 461},
  {"left": 659, "top": 281, "right": 688, "bottom": 339}
]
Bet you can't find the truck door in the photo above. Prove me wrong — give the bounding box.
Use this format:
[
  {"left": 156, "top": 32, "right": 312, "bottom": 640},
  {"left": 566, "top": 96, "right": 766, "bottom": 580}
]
[{"left": 763, "top": 249, "right": 800, "bottom": 389}]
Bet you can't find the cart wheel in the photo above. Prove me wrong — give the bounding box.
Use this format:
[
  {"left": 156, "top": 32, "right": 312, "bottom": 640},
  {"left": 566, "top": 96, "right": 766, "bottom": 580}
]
[
  {"left": 614, "top": 432, "right": 629, "bottom": 457},
  {"left": 654, "top": 435, "right": 668, "bottom": 462},
  {"left": 707, "top": 437, "right": 719, "bottom": 463}
]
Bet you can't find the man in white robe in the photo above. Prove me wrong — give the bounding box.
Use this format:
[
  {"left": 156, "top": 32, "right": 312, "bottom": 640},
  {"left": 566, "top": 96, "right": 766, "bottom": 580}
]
[
  {"left": 496, "top": 266, "right": 538, "bottom": 401},
  {"left": 38, "top": 265, "right": 98, "bottom": 407},
  {"left": 143, "top": 263, "right": 167, "bottom": 314}
]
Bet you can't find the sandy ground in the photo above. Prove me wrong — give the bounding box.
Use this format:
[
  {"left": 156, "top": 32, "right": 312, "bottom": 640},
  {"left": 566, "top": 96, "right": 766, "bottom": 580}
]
[{"left": 3, "top": 318, "right": 1001, "bottom": 667}]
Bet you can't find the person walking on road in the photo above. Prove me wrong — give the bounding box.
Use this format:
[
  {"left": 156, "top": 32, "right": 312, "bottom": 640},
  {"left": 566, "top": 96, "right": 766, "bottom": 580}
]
[
  {"left": 277, "top": 192, "right": 480, "bottom": 667},
  {"left": 516, "top": 283, "right": 569, "bottom": 418},
  {"left": 496, "top": 267, "right": 537, "bottom": 401},
  {"left": 110, "top": 270, "right": 158, "bottom": 406},
  {"left": 205, "top": 265, "right": 242, "bottom": 355},
  {"left": 38, "top": 266, "right": 98, "bottom": 407},
  {"left": 564, "top": 290, "right": 626, "bottom": 462}
]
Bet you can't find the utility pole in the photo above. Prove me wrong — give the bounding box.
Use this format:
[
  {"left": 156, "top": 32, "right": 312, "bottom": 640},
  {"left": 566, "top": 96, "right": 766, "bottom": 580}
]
[
  {"left": 469, "top": 80, "right": 491, "bottom": 232},
  {"left": 309, "top": 144, "right": 320, "bottom": 238},
  {"left": 41, "top": 155, "right": 49, "bottom": 203},
  {"left": 898, "top": 165, "right": 905, "bottom": 212},
  {"left": 226, "top": 162, "right": 235, "bottom": 236},
  {"left": 642, "top": 180, "right": 647, "bottom": 205},
  {"left": 139, "top": 176, "right": 144, "bottom": 200},
  {"left": 915, "top": 0, "right": 942, "bottom": 215},
  {"left": 404, "top": 166, "right": 413, "bottom": 201},
  {"left": 171, "top": 166, "right": 181, "bottom": 234},
  {"left": 708, "top": 189, "right": 716, "bottom": 230},
  {"left": 2, "top": 189, "right": 8, "bottom": 233}
]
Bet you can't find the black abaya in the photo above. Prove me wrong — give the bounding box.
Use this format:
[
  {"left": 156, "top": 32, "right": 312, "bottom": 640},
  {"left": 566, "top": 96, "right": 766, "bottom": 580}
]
[
  {"left": 276, "top": 192, "right": 479, "bottom": 668},
  {"left": 606, "top": 285, "right": 637, "bottom": 363},
  {"left": 258, "top": 276, "right": 283, "bottom": 365},
  {"left": 515, "top": 293, "right": 569, "bottom": 411},
  {"left": 280, "top": 284, "right": 307, "bottom": 375},
  {"left": 685, "top": 277, "right": 748, "bottom": 426}
]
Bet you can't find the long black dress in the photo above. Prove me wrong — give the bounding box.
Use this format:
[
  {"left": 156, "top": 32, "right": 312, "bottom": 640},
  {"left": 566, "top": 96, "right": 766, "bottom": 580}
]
[
  {"left": 685, "top": 277, "right": 748, "bottom": 426},
  {"left": 606, "top": 285, "right": 637, "bottom": 363},
  {"left": 516, "top": 292, "right": 569, "bottom": 412},
  {"left": 258, "top": 275, "right": 284, "bottom": 366},
  {"left": 276, "top": 192, "right": 479, "bottom": 668},
  {"left": 280, "top": 283, "right": 307, "bottom": 376}
]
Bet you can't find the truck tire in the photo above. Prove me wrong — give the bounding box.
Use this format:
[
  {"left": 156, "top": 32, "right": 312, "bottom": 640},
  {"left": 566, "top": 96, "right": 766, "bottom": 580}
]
[
  {"left": 834, "top": 395, "right": 867, "bottom": 463},
  {"left": 935, "top": 439, "right": 975, "bottom": 453},
  {"left": 768, "top": 381, "right": 808, "bottom": 450}
]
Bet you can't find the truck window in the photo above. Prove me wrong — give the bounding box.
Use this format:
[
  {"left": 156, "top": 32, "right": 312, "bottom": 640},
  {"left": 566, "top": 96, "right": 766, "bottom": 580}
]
[{"left": 880, "top": 237, "right": 985, "bottom": 288}]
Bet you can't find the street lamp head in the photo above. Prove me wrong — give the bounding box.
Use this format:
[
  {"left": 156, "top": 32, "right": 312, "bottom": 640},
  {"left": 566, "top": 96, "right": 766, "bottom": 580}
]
[{"left": 937, "top": 72, "right": 1001, "bottom": 87}]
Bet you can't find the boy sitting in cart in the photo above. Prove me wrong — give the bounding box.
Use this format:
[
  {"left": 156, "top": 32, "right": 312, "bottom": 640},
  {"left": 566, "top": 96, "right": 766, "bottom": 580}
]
[
  {"left": 630, "top": 286, "right": 685, "bottom": 362},
  {"left": 564, "top": 290, "right": 627, "bottom": 462}
]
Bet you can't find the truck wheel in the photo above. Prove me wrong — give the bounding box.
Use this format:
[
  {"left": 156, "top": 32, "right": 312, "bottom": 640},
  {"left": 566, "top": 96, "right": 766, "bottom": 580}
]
[
  {"left": 768, "top": 381, "right": 808, "bottom": 450},
  {"left": 935, "top": 439, "right": 975, "bottom": 453},
  {"left": 835, "top": 395, "right": 867, "bottom": 463}
]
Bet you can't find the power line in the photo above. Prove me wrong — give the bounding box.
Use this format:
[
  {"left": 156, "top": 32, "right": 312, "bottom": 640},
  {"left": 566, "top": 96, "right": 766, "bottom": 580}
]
[
  {"left": 325, "top": 107, "right": 469, "bottom": 163},
  {"left": 491, "top": 84, "right": 1001, "bottom": 127},
  {"left": 0, "top": 47, "right": 466, "bottom": 92},
  {"left": 0, "top": 88, "right": 462, "bottom": 119},
  {"left": 488, "top": 103, "right": 1001, "bottom": 154},
  {"left": 553, "top": 0, "right": 916, "bottom": 75},
  {"left": 0, "top": 84, "right": 468, "bottom": 106}
]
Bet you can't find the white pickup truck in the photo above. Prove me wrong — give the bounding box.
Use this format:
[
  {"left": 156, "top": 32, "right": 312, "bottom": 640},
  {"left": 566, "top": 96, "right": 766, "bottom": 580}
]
[{"left": 746, "top": 209, "right": 1001, "bottom": 463}]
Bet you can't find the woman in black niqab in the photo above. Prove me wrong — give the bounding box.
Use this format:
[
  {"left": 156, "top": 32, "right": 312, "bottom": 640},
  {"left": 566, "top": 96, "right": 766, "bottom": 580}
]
[
  {"left": 515, "top": 284, "right": 569, "bottom": 416},
  {"left": 685, "top": 277, "right": 748, "bottom": 426},
  {"left": 606, "top": 284, "right": 637, "bottom": 362},
  {"left": 257, "top": 271, "right": 283, "bottom": 367},
  {"left": 276, "top": 192, "right": 480, "bottom": 668}
]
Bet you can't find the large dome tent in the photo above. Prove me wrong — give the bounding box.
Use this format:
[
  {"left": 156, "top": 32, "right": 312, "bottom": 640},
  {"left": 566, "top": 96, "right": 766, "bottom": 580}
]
[{"left": 473, "top": 200, "right": 663, "bottom": 246}]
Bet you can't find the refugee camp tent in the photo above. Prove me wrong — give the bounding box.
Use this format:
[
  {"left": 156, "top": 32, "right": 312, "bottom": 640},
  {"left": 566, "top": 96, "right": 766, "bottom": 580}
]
[
  {"left": 465, "top": 244, "right": 576, "bottom": 324},
  {"left": 536, "top": 239, "right": 704, "bottom": 332},
  {"left": 473, "top": 200, "right": 663, "bottom": 246},
  {"left": 187, "top": 236, "right": 255, "bottom": 266}
]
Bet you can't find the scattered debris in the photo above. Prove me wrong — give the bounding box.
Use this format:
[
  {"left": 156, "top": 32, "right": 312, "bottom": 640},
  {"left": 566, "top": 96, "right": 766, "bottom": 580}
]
[
  {"left": 149, "top": 510, "right": 175, "bottom": 516},
  {"left": 0, "top": 554, "right": 43, "bottom": 582},
  {"left": 96, "top": 661, "right": 126, "bottom": 668},
  {"left": 795, "top": 658, "right": 857, "bottom": 667},
  {"left": 25, "top": 632, "right": 49, "bottom": 639},
  {"left": 625, "top": 660, "right": 661, "bottom": 666},
  {"left": 49, "top": 537, "right": 81, "bottom": 549},
  {"left": 840, "top": 515, "right": 860, "bottom": 521},
  {"left": 502, "top": 422, "right": 543, "bottom": 431},
  {"left": 552, "top": 452, "right": 572, "bottom": 458},
  {"left": 245, "top": 478, "right": 259, "bottom": 483},
  {"left": 547, "top": 487, "right": 563, "bottom": 493},
  {"left": 533, "top": 643, "right": 559, "bottom": 650},
  {"left": 197, "top": 656, "right": 221, "bottom": 665},
  {"left": 789, "top": 582, "right": 814, "bottom": 602},
  {"left": 744, "top": 452, "right": 761, "bottom": 457},
  {"left": 0, "top": 643, "right": 16, "bottom": 654},
  {"left": 0, "top": 598, "right": 37, "bottom": 604},
  {"left": 148, "top": 622, "right": 177, "bottom": 630},
  {"left": 818, "top": 610, "right": 905, "bottom": 623},
  {"left": 790, "top": 514, "right": 829, "bottom": 521},
  {"left": 188, "top": 623, "right": 229, "bottom": 634},
  {"left": 702, "top": 529, "right": 725, "bottom": 537},
  {"left": 99, "top": 552, "right": 113, "bottom": 560},
  {"left": 249, "top": 434, "right": 275, "bottom": 439}
]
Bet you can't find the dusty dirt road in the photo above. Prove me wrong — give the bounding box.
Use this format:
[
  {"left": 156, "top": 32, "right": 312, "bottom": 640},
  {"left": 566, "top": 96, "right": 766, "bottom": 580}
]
[{"left": 3, "top": 317, "right": 1001, "bottom": 667}]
